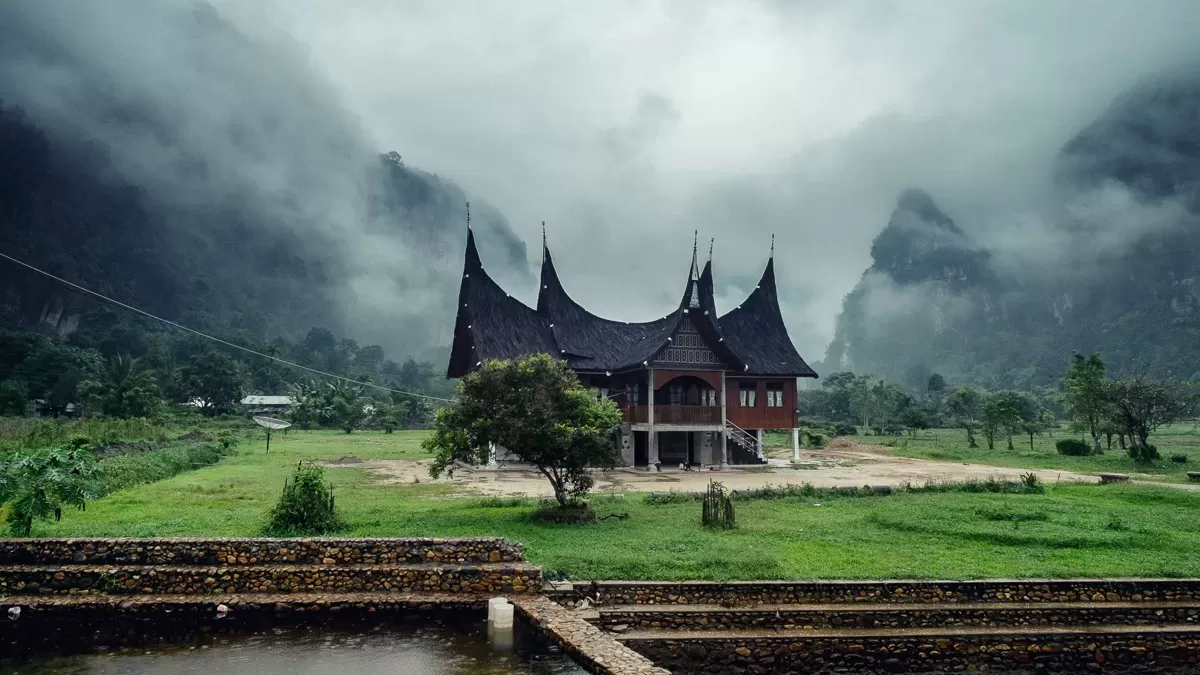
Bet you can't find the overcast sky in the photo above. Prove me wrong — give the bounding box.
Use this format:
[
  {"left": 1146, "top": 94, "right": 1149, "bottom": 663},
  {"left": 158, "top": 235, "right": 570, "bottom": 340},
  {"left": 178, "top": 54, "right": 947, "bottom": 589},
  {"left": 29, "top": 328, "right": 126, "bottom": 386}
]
[{"left": 187, "top": 1, "right": 1200, "bottom": 356}]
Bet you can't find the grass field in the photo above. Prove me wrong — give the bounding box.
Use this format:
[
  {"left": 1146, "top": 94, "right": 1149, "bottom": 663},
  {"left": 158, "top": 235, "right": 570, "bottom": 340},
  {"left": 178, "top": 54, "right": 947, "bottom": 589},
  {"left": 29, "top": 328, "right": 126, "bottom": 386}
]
[
  {"left": 22, "top": 428, "right": 1200, "bottom": 581},
  {"left": 770, "top": 424, "right": 1200, "bottom": 483}
]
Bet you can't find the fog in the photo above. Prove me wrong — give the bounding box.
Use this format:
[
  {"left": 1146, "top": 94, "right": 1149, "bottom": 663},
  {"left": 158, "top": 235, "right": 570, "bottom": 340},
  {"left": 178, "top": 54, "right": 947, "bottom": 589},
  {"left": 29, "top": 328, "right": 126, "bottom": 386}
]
[{"left": 5, "top": 0, "right": 1200, "bottom": 362}]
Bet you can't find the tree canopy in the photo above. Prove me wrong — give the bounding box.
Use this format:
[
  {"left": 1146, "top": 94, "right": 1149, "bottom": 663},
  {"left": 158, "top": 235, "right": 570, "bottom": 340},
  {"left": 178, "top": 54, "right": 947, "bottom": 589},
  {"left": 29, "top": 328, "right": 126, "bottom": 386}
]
[{"left": 423, "top": 354, "right": 622, "bottom": 507}]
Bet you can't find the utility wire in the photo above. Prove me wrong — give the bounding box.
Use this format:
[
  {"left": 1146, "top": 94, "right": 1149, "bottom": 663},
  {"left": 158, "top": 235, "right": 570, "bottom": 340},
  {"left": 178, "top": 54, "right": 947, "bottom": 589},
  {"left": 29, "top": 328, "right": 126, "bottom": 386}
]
[{"left": 0, "top": 250, "right": 454, "bottom": 402}]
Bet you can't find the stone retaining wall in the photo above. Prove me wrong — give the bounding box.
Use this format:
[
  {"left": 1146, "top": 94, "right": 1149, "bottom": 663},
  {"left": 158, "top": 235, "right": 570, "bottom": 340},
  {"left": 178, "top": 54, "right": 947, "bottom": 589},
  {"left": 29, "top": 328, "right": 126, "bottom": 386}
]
[
  {"left": 512, "top": 596, "right": 671, "bottom": 675},
  {"left": 560, "top": 579, "right": 1200, "bottom": 606},
  {"left": 0, "top": 537, "right": 524, "bottom": 566},
  {"left": 0, "top": 563, "right": 539, "bottom": 596},
  {"left": 625, "top": 631, "right": 1200, "bottom": 674},
  {"left": 594, "top": 604, "right": 1200, "bottom": 631}
]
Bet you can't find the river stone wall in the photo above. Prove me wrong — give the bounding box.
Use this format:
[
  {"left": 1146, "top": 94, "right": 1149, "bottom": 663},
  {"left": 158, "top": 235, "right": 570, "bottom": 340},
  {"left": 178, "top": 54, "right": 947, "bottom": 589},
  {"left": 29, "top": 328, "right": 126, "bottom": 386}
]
[
  {"left": 0, "top": 563, "right": 539, "bottom": 595},
  {"left": 0, "top": 537, "right": 524, "bottom": 565},
  {"left": 559, "top": 579, "right": 1200, "bottom": 606},
  {"left": 625, "top": 631, "right": 1200, "bottom": 674},
  {"left": 592, "top": 604, "right": 1200, "bottom": 631}
]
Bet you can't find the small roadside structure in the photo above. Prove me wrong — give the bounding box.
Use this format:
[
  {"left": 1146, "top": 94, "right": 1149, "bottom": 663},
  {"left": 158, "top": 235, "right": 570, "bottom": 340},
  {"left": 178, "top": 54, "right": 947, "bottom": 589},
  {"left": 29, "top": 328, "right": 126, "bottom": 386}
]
[
  {"left": 1188, "top": 472, "right": 1200, "bottom": 483},
  {"left": 1098, "top": 472, "right": 1130, "bottom": 484},
  {"left": 241, "top": 395, "right": 294, "bottom": 416}
]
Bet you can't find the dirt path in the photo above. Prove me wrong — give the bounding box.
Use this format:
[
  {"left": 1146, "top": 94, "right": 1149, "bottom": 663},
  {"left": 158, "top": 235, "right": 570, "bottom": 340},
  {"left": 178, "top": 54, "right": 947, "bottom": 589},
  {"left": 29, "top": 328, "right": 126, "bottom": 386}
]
[{"left": 328, "top": 440, "right": 1100, "bottom": 498}]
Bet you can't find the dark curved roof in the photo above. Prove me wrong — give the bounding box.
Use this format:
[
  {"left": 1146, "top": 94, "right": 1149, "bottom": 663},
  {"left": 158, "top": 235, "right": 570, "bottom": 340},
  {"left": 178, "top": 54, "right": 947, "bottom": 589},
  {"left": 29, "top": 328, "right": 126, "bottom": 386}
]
[
  {"left": 446, "top": 230, "right": 558, "bottom": 378},
  {"left": 536, "top": 248, "right": 676, "bottom": 372},
  {"left": 717, "top": 258, "right": 818, "bottom": 377},
  {"left": 447, "top": 229, "right": 817, "bottom": 379}
]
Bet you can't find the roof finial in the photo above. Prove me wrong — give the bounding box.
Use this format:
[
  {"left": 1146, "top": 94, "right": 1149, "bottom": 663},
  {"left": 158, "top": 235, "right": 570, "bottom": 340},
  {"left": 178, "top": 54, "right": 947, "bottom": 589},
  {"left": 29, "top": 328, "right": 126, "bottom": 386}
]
[
  {"left": 770, "top": 233, "right": 775, "bottom": 258},
  {"left": 690, "top": 230, "right": 700, "bottom": 279},
  {"left": 708, "top": 238, "right": 714, "bottom": 263},
  {"left": 465, "top": 201, "right": 471, "bottom": 230},
  {"left": 542, "top": 221, "right": 547, "bottom": 247}
]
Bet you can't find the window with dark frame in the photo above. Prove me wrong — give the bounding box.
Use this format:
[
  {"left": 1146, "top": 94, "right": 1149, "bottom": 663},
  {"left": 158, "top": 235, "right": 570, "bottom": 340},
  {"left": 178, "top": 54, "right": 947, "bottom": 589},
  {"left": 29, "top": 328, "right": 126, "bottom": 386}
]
[
  {"left": 766, "top": 381, "right": 784, "bottom": 408},
  {"left": 738, "top": 381, "right": 757, "bottom": 407}
]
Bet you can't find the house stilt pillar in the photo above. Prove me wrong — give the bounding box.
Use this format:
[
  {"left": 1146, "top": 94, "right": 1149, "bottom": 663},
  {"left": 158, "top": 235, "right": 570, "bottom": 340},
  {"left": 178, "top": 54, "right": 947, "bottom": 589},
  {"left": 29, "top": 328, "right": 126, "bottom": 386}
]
[{"left": 792, "top": 428, "right": 800, "bottom": 462}]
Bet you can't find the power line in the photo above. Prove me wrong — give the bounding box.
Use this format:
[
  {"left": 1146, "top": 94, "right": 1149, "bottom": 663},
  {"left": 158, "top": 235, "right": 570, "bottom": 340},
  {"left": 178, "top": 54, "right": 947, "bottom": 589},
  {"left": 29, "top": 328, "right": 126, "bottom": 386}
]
[{"left": 0, "top": 250, "right": 454, "bottom": 402}]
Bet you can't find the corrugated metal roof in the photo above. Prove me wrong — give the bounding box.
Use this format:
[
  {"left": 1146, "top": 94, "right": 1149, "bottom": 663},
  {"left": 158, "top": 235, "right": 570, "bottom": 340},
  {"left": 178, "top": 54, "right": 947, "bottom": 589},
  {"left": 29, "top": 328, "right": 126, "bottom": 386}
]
[{"left": 241, "top": 395, "right": 294, "bottom": 406}]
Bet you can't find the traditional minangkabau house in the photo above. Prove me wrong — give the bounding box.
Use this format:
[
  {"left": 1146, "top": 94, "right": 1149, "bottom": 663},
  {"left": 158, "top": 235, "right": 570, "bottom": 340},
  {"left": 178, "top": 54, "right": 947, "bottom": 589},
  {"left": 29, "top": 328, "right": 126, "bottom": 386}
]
[{"left": 447, "top": 225, "right": 818, "bottom": 470}]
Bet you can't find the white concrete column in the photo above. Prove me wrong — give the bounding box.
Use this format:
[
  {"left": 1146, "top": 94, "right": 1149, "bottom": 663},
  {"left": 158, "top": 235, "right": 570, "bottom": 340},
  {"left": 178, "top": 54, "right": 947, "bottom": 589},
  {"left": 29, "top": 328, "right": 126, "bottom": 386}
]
[
  {"left": 792, "top": 428, "right": 800, "bottom": 462},
  {"left": 487, "top": 442, "right": 498, "bottom": 468},
  {"left": 620, "top": 428, "right": 635, "bottom": 466},
  {"left": 719, "top": 370, "right": 729, "bottom": 469},
  {"left": 646, "top": 368, "right": 658, "bottom": 471},
  {"left": 755, "top": 429, "right": 763, "bottom": 448}
]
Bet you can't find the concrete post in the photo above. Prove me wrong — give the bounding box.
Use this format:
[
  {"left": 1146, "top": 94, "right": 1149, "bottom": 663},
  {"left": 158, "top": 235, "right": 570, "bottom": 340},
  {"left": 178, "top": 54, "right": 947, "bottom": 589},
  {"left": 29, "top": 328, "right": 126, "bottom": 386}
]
[
  {"left": 646, "top": 368, "right": 658, "bottom": 471},
  {"left": 719, "top": 371, "right": 729, "bottom": 469},
  {"left": 792, "top": 427, "right": 800, "bottom": 462},
  {"left": 487, "top": 442, "right": 498, "bottom": 468},
  {"left": 755, "top": 428, "right": 763, "bottom": 452}
]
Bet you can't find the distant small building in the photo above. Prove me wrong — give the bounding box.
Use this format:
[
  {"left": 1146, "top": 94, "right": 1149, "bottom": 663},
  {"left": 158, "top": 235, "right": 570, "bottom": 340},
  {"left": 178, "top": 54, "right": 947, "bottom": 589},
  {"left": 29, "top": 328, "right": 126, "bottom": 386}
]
[{"left": 241, "top": 395, "right": 294, "bottom": 416}]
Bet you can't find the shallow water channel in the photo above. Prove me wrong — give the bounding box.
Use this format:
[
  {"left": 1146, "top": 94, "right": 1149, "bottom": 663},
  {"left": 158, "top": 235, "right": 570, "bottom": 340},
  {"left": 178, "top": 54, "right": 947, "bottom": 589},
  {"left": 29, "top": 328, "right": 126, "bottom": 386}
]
[{"left": 3, "top": 620, "right": 586, "bottom": 675}]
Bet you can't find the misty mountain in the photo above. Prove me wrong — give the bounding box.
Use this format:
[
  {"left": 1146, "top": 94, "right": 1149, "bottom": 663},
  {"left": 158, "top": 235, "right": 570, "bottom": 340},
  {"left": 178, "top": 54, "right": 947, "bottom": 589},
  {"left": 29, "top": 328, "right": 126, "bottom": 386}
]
[
  {"left": 0, "top": 1, "right": 529, "bottom": 357},
  {"left": 825, "top": 72, "right": 1200, "bottom": 389}
]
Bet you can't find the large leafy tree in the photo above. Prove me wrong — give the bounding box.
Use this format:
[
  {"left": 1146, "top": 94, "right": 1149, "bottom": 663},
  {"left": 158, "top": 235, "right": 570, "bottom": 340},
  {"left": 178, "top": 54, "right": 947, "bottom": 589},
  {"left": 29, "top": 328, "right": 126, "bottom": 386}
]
[
  {"left": 1106, "top": 375, "right": 1196, "bottom": 463},
  {"left": 946, "top": 388, "right": 983, "bottom": 447},
  {"left": 1062, "top": 353, "right": 1109, "bottom": 454},
  {"left": 180, "top": 351, "right": 243, "bottom": 415},
  {"left": 982, "top": 391, "right": 1024, "bottom": 450},
  {"left": 424, "top": 354, "right": 622, "bottom": 507},
  {"left": 0, "top": 380, "right": 29, "bottom": 416},
  {"left": 0, "top": 446, "right": 103, "bottom": 536},
  {"left": 78, "top": 354, "right": 162, "bottom": 417}
]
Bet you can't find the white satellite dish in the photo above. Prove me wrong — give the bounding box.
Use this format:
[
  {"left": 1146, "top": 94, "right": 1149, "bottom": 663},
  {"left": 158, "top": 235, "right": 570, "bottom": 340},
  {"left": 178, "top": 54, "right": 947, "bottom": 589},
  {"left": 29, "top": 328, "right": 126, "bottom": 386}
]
[
  {"left": 253, "top": 416, "right": 292, "bottom": 430},
  {"left": 252, "top": 416, "right": 292, "bottom": 454}
]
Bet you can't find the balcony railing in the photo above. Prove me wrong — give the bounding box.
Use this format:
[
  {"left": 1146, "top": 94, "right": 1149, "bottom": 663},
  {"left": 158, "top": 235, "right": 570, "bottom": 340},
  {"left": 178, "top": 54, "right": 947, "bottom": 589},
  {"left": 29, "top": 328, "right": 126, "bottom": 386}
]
[{"left": 622, "top": 405, "right": 722, "bottom": 425}]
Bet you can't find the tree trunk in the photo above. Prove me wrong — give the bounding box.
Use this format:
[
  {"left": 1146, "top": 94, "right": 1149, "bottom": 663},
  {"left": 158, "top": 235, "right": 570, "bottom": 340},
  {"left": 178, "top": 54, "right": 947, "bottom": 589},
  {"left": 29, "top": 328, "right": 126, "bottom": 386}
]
[
  {"left": 1028, "top": 432, "right": 1034, "bottom": 451},
  {"left": 1006, "top": 433, "right": 1014, "bottom": 451},
  {"left": 1118, "top": 433, "right": 1126, "bottom": 449}
]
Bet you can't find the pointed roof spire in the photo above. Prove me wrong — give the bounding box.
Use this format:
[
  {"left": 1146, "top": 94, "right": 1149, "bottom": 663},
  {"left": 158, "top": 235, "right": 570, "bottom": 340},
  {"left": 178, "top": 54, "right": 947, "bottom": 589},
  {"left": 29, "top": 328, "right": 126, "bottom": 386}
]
[
  {"left": 542, "top": 221, "right": 547, "bottom": 248},
  {"left": 770, "top": 233, "right": 775, "bottom": 258},
  {"left": 465, "top": 201, "right": 471, "bottom": 230},
  {"left": 708, "top": 237, "right": 715, "bottom": 263},
  {"left": 690, "top": 229, "right": 700, "bottom": 280}
]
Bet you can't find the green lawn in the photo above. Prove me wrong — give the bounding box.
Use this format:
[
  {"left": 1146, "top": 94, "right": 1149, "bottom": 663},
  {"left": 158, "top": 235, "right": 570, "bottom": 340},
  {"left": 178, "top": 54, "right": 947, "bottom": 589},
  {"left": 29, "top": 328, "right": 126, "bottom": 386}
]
[
  {"left": 22, "top": 429, "right": 1200, "bottom": 581},
  {"left": 770, "top": 424, "right": 1200, "bottom": 483}
]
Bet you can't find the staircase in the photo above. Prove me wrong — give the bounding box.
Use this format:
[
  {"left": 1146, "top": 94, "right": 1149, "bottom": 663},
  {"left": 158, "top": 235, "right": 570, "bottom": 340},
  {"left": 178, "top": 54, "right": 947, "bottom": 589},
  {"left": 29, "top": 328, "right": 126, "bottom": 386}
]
[
  {"left": 555, "top": 579, "right": 1200, "bottom": 673},
  {"left": 0, "top": 538, "right": 542, "bottom": 655},
  {"left": 724, "top": 420, "right": 766, "bottom": 464}
]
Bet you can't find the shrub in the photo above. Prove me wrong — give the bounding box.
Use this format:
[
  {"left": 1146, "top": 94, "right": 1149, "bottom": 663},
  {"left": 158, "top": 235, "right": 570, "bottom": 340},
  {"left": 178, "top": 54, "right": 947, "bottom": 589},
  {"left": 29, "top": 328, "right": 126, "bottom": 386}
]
[
  {"left": 645, "top": 490, "right": 699, "bottom": 504},
  {"left": 101, "top": 441, "right": 232, "bottom": 494},
  {"left": 0, "top": 446, "right": 103, "bottom": 536},
  {"left": 1056, "top": 438, "right": 1092, "bottom": 456},
  {"left": 1129, "top": 443, "right": 1160, "bottom": 463},
  {"left": 701, "top": 480, "right": 735, "bottom": 528},
  {"left": 833, "top": 423, "right": 857, "bottom": 436},
  {"left": 1170, "top": 454, "right": 1188, "bottom": 464},
  {"left": 263, "top": 461, "right": 346, "bottom": 535},
  {"left": 531, "top": 504, "right": 596, "bottom": 524},
  {"left": 1019, "top": 472, "right": 1043, "bottom": 491}
]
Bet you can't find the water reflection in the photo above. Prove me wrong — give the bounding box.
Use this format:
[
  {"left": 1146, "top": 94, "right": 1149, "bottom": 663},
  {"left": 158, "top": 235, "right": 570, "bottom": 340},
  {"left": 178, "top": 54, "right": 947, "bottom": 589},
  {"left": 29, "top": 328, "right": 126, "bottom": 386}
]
[{"left": 5, "top": 622, "right": 585, "bottom": 675}]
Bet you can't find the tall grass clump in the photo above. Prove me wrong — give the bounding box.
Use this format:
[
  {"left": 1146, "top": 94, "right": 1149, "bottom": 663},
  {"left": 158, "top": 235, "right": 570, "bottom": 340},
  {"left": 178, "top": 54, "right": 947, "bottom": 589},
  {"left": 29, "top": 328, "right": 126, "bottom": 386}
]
[
  {"left": 100, "top": 440, "right": 235, "bottom": 494},
  {"left": 263, "top": 461, "right": 346, "bottom": 535}
]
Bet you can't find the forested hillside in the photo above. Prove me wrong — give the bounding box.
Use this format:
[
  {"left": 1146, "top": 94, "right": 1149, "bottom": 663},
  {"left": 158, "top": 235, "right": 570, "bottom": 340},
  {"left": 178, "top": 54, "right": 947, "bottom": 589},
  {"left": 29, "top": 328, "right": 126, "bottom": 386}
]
[
  {"left": 824, "top": 72, "right": 1200, "bottom": 389},
  {"left": 0, "top": 1, "right": 529, "bottom": 357}
]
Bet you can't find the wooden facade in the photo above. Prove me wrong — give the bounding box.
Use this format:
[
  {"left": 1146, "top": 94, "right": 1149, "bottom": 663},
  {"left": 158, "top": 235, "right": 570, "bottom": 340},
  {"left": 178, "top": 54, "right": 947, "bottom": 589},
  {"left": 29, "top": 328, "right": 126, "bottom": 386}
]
[{"left": 447, "top": 228, "right": 818, "bottom": 468}]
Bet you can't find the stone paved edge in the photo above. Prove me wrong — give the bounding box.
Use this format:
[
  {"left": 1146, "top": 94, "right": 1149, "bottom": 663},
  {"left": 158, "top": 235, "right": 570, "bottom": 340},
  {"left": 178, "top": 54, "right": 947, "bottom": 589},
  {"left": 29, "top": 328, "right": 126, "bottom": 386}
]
[
  {"left": 551, "top": 578, "right": 1200, "bottom": 605},
  {"left": 512, "top": 596, "right": 672, "bottom": 675},
  {"left": 0, "top": 538, "right": 524, "bottom": 566}
]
